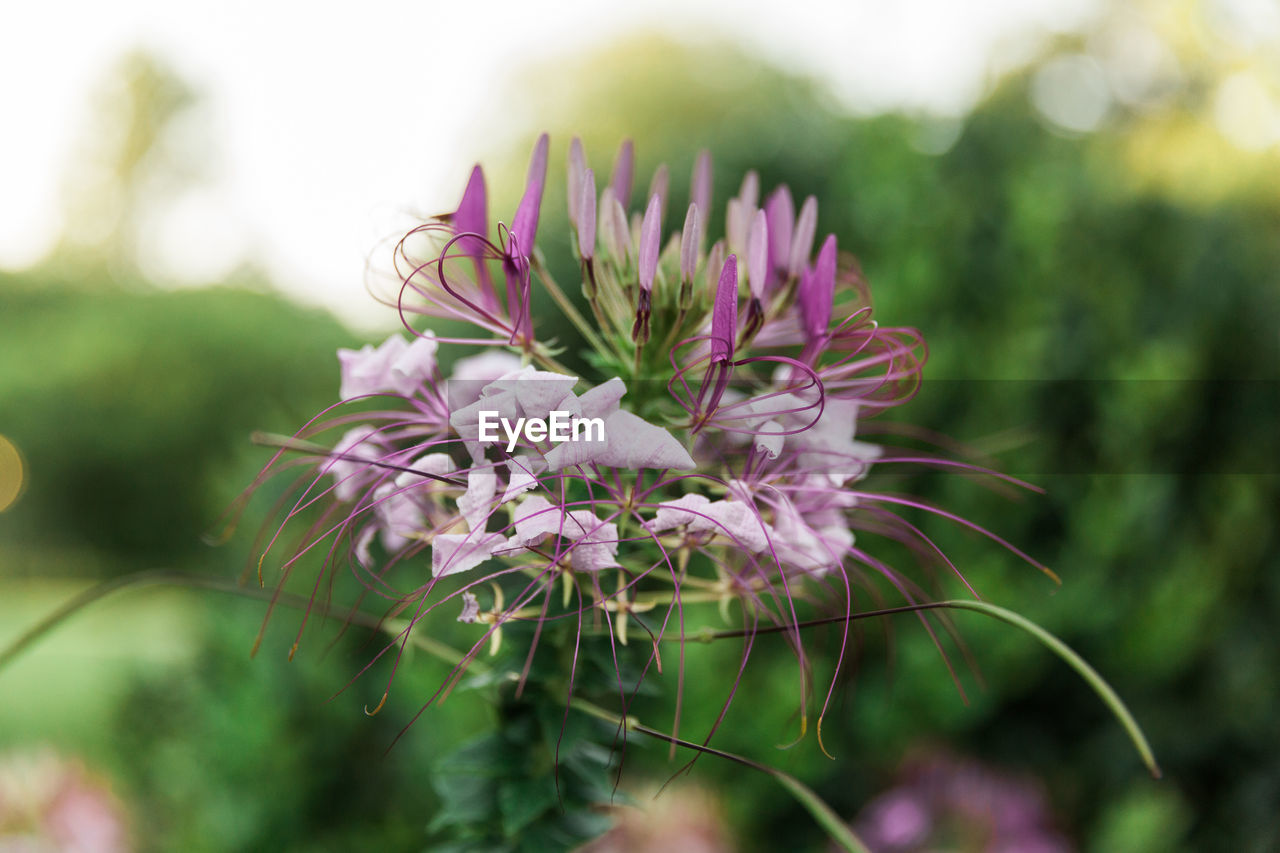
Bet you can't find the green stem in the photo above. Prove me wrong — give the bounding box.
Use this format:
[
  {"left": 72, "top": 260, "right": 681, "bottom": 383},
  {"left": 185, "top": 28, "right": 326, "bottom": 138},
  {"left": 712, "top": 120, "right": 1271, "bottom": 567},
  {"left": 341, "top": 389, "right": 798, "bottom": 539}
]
[
  {"left": 0, "top": 573, "right": 1157, "bottom": 847},
  {"left": 0, "top": 570, "right": 870, "bottom": 851},
  {"left": 530, "top": 254, "right": 607, "bottom": 356},
  {"left": 685, "top": 599, "right": 1161, "bottom": 779},
  {"left": 570, "top": 698, "right": 872, "bottom": 853},
  {"left": 941, "top": 599, "right": 1161, "bottom": 779}
]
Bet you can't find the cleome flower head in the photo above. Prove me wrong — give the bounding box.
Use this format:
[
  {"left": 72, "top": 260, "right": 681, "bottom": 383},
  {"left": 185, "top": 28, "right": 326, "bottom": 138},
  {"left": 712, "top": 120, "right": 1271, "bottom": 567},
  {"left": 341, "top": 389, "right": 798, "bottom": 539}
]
[{"left": 246, "top": 135, "right": 1047, "bottom": 750}]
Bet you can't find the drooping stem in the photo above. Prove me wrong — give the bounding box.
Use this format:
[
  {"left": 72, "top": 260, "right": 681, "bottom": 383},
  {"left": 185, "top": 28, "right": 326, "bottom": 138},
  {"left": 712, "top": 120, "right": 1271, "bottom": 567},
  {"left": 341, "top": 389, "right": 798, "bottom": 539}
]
[
  {"left": 571, "top": 696, "right": 872, "bottom": 853},
  {"left": 0, "top": 569, "right": 874, "bottom": 851},
  {"left": 680, "top": 599, "right": 1161, "bottom": 779}
]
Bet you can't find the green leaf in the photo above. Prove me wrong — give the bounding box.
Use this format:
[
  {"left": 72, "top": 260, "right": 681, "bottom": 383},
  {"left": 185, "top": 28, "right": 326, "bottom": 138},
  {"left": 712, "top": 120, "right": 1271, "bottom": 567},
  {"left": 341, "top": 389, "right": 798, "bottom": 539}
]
[
  {"left": 498, "top": 776, "right": 559, "bottom": 838},
  {"left": 428, "top": 774, "right": 498, "bottom": 833}
]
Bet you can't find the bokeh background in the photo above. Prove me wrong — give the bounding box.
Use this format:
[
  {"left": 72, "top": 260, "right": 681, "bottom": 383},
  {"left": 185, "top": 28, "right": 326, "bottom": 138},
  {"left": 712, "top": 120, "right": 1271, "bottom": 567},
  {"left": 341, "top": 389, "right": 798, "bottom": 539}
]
[{"left": 2, "top": 1, "right": 1278, "bottom": 850}]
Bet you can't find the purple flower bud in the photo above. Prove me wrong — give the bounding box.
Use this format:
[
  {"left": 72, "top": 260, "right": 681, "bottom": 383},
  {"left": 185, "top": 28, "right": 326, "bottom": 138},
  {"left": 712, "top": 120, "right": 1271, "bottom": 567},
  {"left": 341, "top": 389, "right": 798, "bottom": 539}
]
[
  {"left": 455, "top": 165, "right": 487, "bottom": 240},
  {"left": 788, "top": 195, "right": 818, "bottom": 277},
  {"left": 738, "top": 170, "right": 760, "bottom": 209},
  {"left": 746, "top": 209, "right": 768, "bottom": 299},
  {"left": 610, "top": 139, "right": 635, "bottom": 210},
  {"left": 648, "top": 163, "right": 670, "bottom": 221},
  {"left": 680, "top": 203, "right": 699, "bottom": 282},
  {"left": 639, "top": 193, "right": 662, "bottom": 291},
  {"left": 567, "top": 137, "right": 587, "bottom": 223},
  {"left": 765, "top": 186, "right": 794, "bottom": 275},
  {"left": 706, "top": 240, "right": 725, "bottom": 301},
  {"left": 455, "top": 165, "right": 494, "bottom": 307},
  {"left": 726, "top": 198, "right": 748, "bottom": 255},
  {"left": 599, "top": 186, "right": 631, "bottom": 261},
  {"left": 800, "top": 234, "right": 837, "bottom": 340},
  {"left": 510, "top": 133, "right": 549, "bottom": 258},
  {"left": 711, "top": 254, "right": 738, "bottom": 363},
  {"left": 690, "top": 150, "right": 713, "bottom": 243},
  {"left": 578, "top": 168, "right": 596, "bottom": 260}
]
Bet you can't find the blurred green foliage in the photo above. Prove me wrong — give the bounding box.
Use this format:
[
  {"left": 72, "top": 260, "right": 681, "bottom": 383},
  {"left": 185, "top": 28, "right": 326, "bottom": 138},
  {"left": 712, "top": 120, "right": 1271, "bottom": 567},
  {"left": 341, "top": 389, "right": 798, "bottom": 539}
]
[
  {"left": 0, "top": 272, "right": 349, "bottom": 565},
  {"left": 3, "top": 29, "right": 1279, "bottom": 853}
]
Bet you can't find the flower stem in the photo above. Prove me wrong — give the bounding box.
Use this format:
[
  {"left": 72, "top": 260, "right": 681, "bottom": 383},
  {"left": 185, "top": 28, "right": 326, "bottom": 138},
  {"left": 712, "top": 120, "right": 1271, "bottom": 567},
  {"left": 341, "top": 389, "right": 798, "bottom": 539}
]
[{"left": 530, "top": 253, "right": 607, "bottom": 356}]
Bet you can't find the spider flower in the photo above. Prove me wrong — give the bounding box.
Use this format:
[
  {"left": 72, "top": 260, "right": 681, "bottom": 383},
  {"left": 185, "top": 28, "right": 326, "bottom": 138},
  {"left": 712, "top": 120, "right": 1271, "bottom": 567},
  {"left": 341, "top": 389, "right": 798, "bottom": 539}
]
[{"left": 248, "top": 135, "right": 1042, "bottom": 749}]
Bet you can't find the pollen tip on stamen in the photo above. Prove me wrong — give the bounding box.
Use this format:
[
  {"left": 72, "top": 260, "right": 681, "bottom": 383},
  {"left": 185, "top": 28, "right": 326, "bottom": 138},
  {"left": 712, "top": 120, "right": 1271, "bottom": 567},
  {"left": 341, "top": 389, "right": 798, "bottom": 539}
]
[
  {"left": 364, "top": 691, "right": 389, "bottom": 716},
  {"left": 816, "top": 717, "right": 836, "bottom": 760},
  {"left": 776, "top": 715, "right": 808, "bottom": 750},
  {"left": 287, "top": 641, "right": 298, "bottom": 661}
]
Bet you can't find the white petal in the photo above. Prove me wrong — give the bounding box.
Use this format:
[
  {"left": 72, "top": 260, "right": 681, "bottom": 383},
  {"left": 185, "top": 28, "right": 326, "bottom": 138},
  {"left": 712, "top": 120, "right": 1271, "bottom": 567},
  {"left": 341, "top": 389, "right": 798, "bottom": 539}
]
[
  {"left": 457, "top": 467, "right": 498, "bottom": 532},
  {"left": 502, "top": 455, "right": 544, "bottom": 503},
  {"left": 596, "top": 410, "right": 695, "bottom": 470},
  {"left": 577, "top": 378, "right": 627, "bottom": 419},
  {"left": 388, "top": 332, "right": 439, "bottom": 394},
  {"left": 431, "top": 532, "right": 505, "bottom": 578}
]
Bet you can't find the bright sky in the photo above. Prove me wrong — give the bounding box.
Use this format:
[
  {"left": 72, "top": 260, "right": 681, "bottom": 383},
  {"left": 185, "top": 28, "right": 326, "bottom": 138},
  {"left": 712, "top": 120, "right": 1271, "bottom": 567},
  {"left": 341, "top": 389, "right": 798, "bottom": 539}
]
[{"left": 1, "top": 0, "right": 1101, "bottom": 329}]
